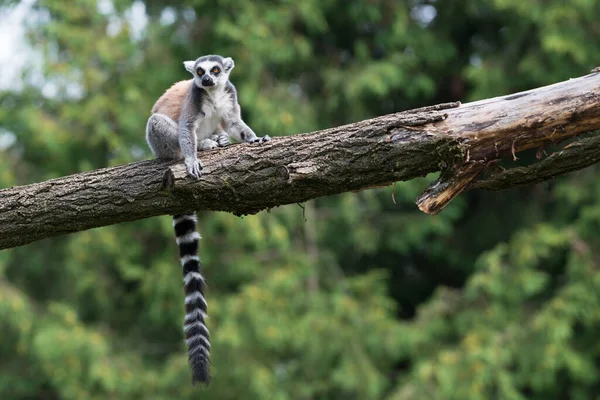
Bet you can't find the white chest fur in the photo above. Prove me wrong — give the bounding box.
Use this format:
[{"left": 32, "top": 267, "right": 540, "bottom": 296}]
[
  {"left": 204, "top": 88, "right": 233, "bottom": 115},
  {"left": 194, "top": 88, "right": 233, "bottom": 139}
]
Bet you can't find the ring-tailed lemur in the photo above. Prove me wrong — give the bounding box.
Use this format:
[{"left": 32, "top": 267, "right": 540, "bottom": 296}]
[{"left": 146, "top": 54, "right": 271, "bottom": 385}]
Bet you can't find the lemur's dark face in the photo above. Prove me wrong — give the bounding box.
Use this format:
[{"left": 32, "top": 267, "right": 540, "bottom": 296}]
[{"left": 184, "top": 55, "right": 235, "bottom": 90}]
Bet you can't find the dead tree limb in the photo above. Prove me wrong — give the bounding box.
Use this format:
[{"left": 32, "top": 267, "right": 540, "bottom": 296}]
[
  {"left": 1, "top": 70, "right": 600, "bottom": 250},
  {"left": 471, "top": 135, "right": 600, "bottom": 191}
]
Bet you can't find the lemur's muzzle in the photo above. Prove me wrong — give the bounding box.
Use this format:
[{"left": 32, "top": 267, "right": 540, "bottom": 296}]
[{"left": 201, "top": 76, "right": 214, "bottom": 86}]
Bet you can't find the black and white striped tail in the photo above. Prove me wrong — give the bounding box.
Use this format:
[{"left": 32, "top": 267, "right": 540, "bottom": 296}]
[{"left": 173, "top": 213, "right": 211, "bottom": 385}]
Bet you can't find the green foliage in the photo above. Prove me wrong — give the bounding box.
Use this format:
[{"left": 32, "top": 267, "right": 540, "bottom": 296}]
[{"left": 1, "top": 0, "right": 599, "bottom": 398}]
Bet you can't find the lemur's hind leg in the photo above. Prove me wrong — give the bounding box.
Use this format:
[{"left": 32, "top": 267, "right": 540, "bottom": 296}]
[
  {"left": 198, "top": 138, "right": 219, "bottom": 150},
  {"left": 212, "top": 125, "right": 231, "bottom": 147},
  {"left": 146, "top": 113, "right": 182, "bottom": 158},
  {"left": 198, "top": 126, "right": 231, "bottom": 151}
]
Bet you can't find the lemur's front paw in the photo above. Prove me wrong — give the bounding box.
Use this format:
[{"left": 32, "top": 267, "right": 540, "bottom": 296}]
[
  {"left": 184, "top": 157, "right": 203, "bottom": 180},
  {"left": 252, "top": 135, "right": 271, "bottom": 144}
]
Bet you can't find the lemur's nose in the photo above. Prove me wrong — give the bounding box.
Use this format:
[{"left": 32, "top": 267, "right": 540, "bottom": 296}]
[{"left": 201, "top": 75, "right": 214, "bottom": 86}]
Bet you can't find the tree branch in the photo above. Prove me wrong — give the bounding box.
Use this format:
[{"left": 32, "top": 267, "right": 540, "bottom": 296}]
[
  {"left": 1, "top": 70, "right": 600, "bottom": 250},
  {"left": 470, "top": 135, "right": 600, "bottom": 191}
]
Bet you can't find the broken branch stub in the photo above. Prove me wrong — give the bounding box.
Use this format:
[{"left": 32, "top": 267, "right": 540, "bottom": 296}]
[{"left": 414, "top": 70, "right": 600, "bottom": 214}]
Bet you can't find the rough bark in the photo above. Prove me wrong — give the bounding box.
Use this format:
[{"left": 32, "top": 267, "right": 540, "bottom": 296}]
[{"left": 1, "top": 70, "right": 600, "bottom": 250}]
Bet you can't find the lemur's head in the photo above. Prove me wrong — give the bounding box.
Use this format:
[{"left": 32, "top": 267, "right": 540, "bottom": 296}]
[{"left": 184, "top": 55, "right": 234, "bottom": 90}]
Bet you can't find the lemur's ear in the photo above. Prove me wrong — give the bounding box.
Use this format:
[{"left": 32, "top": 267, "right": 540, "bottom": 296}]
[
  {"left": 222, "top": 57, "right": 235, "bottom": 72},
  {"left": 183, "top": 60, "right": 195, "bottom": 74}
]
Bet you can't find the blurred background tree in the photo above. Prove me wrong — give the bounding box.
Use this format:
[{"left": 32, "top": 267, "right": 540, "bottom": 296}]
[{"left": 0, "top": 0, "right": 599, "bottom": 399}]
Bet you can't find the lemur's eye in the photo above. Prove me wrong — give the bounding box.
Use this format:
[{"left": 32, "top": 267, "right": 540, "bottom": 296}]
[
  {"left": 212, "top": 67, "right": 220, "bottom": 74},
  {"left": 196, "top": 68, "right": 204, "bottom": 76}
]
